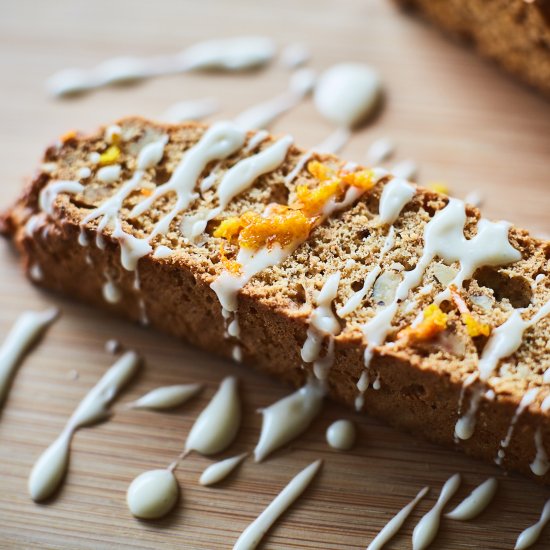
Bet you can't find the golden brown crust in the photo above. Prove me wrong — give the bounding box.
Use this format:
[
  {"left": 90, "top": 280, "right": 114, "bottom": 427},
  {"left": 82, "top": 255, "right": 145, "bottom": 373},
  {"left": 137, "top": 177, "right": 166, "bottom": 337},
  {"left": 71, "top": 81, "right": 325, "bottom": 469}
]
[
  {"left": 2, "top": 116, "right": 550, "bottom": 484},
  {"left": 394, "top": 0, "right": 550, "bottom": 98}
]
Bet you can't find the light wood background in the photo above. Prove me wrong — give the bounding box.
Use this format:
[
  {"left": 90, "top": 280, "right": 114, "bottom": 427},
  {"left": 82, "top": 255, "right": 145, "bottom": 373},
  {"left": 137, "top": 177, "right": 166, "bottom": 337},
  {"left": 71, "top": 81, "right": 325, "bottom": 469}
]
[{"left": 1, "top": 0, "right": 549, "bottom": 548}]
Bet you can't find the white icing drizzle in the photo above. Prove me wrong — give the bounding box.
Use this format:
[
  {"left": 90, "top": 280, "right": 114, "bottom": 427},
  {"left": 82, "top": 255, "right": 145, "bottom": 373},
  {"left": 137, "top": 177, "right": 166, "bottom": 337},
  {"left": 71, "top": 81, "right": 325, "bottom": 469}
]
[
  {"left": 97, "top": 164, "right": 121, "bottom": 184},
  {"left": 47, "top": 37, "right": 276, "bottom": 97},
  {"left": 105, "top": 338, "right": 120, "bottom": 354},
  {"left": 464, "top": 190, "right": 484, "bottom": 208},
  {"left": 0, "top": 308, "right": 59, "bottom": 408},
  {"left": 378, "top": 178, "right": 415, "bottom": 225},
  {"left": 184, "top": 376, "right": 241, "bottom": 456},
  {"left": 183, "top": 135, "right": 294, "bottom": 242},
  {"left": 78, "top": 166, "right": 91, "bottom": 179},
  {"left": 126, "top": 469, "right": 179, "bottom": 519},
  {"left": 514, "top": 499, "right": 550, "bottom": 550},
  {"left": 102, "top": 274, "right": 121, "bottom": 304},
  {"left": 254, "top": 379, "right": 324, "bottom": 462},
  {"left": 199, "top": 452, "right": 248, "bottom": 486},
  {"left": 531, "top": 427, "right": 549, "bottom": 476},
  {"left": 495, "top": 387, "right": 539, "bottom": 465},
  {"left": 314, "top": 63, "right": 382, "bottom": 128},
  {"left": 412, "top": 473, "right": 461, "bottom": 550},
  {"left": 456, "top": 300, "right": 550, "bottom": 440},
  {"left": 366, "top": 137, "right": 395, "bottom": 165},
  {"left": 130, "top": 383, "right": 203, "bottom": 410},
  {"left": 326, "top": 419, "right": 356, "bottom": 450},
  {"left": 39, "top": 180, "right": 84, "bottom": 216},
  {"left": 161, "top": 98, "right": 219, "bottom": 124},
  {"left": 233, "top": 459, "right": 322, "bottom": 550},
  {"left": 391, "top": 160, "right": 418, "bottom": 181},
  {"left": 29, "top": 263, "right": 43, "bottom": 281},
  {"left": 233, "top": 68, "right": 315, "bottom": 131},
  {"left": 360, "top": 198, "right": 521, "bottom": 410},
  {"left": 153, "top": 245, "right": 173, "bottom": 259},
  {"left": 280, "top": 43, "right": 311, "bottom": 69},
  {"left": 445, "top": 477, "right": 497, "bottom": 521},
  {"left": 301, "top": 273, "right": 341, "bottom": 380},
  {"left": 130, "top": 122, "right": 246, "bottom": 238},
  {"left": 367, "top": 486, "right": 429, "bottom": 550},
  {"left": 28, "top": 351, "right": 140, "bottom": 501}
]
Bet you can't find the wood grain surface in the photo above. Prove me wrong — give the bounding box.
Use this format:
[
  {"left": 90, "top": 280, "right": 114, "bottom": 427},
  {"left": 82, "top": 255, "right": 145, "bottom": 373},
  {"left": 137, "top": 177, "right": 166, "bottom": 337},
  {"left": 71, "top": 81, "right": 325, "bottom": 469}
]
[{"left": 1, "top": 0, "right": 549, "bottom": 548}]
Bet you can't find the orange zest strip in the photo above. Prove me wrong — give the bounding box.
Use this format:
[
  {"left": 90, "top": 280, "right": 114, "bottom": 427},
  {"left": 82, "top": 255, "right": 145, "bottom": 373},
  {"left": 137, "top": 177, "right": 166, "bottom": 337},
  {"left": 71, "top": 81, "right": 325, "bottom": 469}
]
[
  {"left": 397, "top": 303, "right": 448, "bottom": 343},
  {"left": 450, "top": 284, "right": 491, "bottom": 337}
]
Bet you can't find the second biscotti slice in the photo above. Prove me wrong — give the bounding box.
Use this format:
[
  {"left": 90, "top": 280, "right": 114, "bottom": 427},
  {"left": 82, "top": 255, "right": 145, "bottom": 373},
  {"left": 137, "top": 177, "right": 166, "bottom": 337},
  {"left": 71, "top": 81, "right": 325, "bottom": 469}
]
[{"left": 1, "top": 117, "right": 549, "bottom": 483}]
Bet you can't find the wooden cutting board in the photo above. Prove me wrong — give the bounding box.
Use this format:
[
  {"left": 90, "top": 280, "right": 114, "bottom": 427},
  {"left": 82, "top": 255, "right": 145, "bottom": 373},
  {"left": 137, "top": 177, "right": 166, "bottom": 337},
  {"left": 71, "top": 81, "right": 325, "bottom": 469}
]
[{"left": 1, "top": 0, "right": 549, "bottom": 548}]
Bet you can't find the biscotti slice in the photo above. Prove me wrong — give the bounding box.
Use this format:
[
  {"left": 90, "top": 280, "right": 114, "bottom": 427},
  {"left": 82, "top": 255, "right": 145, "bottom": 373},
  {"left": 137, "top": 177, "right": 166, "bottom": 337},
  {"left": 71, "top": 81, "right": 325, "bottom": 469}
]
[
  {"left": 1, "top": 117, "right": 549, "bottom": 484},
  {"left": 393, "top": 0, "right": 550, "bottom": 98}
]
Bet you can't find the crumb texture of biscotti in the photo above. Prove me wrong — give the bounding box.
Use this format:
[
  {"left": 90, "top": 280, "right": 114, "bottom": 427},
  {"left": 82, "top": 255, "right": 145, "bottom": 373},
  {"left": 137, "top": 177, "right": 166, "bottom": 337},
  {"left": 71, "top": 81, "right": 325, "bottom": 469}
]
[
  {"left": 2, "top": 117, "right": 550, "bottom": 484},
  {"left": 394, "top": 0, "right": 550, "bottom": 98}
]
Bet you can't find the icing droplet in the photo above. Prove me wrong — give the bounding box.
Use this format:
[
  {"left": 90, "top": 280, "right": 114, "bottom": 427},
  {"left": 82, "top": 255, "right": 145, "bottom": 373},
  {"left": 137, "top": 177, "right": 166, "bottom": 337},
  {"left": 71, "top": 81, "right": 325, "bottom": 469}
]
[
  {"left": 233, "top": 460, "right": 322, "bottom": 550},
  {"left": 445, "top": 478, "right": 498, "bottom": 521},
  {"left": 185, "top": 376, "right": 241, "bottom": 455},
  {"left": 130, "top": 383, "right": 203, "bottom": 410},
  {"left": 127, "top": 469, "right": 179, "bottom": 519},
  {"left": 199, "top": 453, "right": 248, "bottom": 486},
  {"left": 326, "top": 420, "right": 356, "bottom": 450},
  {"left": 515, "top": 499, "right": 550, "bottom": 550},
  {"left": 254, "top": 380, "right": 324, "bottom": 462}
]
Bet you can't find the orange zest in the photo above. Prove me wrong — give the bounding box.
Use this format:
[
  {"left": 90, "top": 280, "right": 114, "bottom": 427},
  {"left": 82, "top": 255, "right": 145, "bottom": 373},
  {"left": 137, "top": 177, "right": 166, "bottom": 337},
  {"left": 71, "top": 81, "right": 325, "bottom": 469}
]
[
  {"left": 398, "top": 304, "right": 448, "bottom": 343},
  {"left": 99, "top": 145, "right": 121, "bottom": 166},
  {"left": 60, "top": 130, "right": 77, "bottom": 143},
  {"left": 449, "top": 284, "right": 491, "bottom": 337},
  {"left": 214, "top": 160, "right": 375, "bottom": 255},
  {"left": 219, "top": 243, "right": 242, "bottom": 275}
]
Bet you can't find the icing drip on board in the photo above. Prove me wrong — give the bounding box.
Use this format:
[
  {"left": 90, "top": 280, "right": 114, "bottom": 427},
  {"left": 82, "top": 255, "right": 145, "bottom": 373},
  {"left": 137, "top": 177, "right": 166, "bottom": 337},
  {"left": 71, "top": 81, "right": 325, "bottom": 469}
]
[
  {"left": 129, "top": 383, "right": 203, "bottom": 410},
  {"left": 199, "top": 453, "right": 248, "bottom": 486},
  {"left": 367, "top": 486, "right": 429, "bottom": 550},
  {"left": 455, "top": 299, "right": 550, "bottom": 441},
  {"left": 495, "top": 387, "right": 539, "bottom": 465},
  {"left": 254, "top": 380, "right": 324, "bottom": 462},
  {"left": 412, "top": 473, "right": 461, "bottom": 550},
  {"left": 514, "top": 499, "right": 550, "bottom": 550},
  {"left": 445, "top": 478, "right": 498, "bottom": 521},
  {"left": 0, "top": 308, "right": 59, "bottom": 409},
  {"left": 301, "top": 272, "right": 342, "bottom": 380},
  {"left": 47, "top": 36, "right": 276, "bottom": 97},
  {"left": 326, "top": 419, "right": 356, "bottom": 450},
  {"left": 127, "top": 469, "right": 179, "bottom": 520},
  {"left": 233, "top": 460, "right": 322, "bottom": 550},
  {"left": 531, "top": 427, "right": 549, "bottom": 476},
  {"left": 28, "top": 351, "right": 140, "bottom": 501}
]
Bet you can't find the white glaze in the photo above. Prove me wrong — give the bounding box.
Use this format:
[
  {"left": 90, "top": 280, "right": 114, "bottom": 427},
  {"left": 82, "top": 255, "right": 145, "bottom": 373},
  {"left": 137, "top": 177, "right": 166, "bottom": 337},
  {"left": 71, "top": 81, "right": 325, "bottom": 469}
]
[
  {"left": 29, "top": 263, "right": 43, "bottom": 281},
  {"left": 338, "top": 266, "right": 382, "bottom": 318},
  {"left": 301, "top": 273, "right": 341, "bottom": 380},
  {"left": 254, "top": 380, "right": 324, "bottom": 462},
  {"left": 102, "top": 275, "right": 121, "bottom": 304},
  {"left": 130, "top": 383, "right": 203, "bottom": 410},
  {"left": 464, "top": 190, "right": 484, "bottom": 208},
  {"left": 153, "top": 245, "right": 173, "bottom": 259},
  {"left": 378, "top": 178, "right": 415, "bottom": 225},
  {"left": 412, "top": 473, "right": 461, "bottom": 550},
  {"left": 184, "top": 376, "right": 241, "bottom": 456},
  {"left": 445, "top": 478, "right": 498, "bottom": 520},
  {"left": 131, "top": 122, "right": 246, "bottom": 238},
  {"left": 28, "top": 351, "right": 140, "bottom": 501},
  {"left": 314, "top": 63, "right": 382, "bottom": 128},
  {"left": 456, "top": 300, "right": 550, "bottom": 440},
  {"left": 161, "top": 98, "right": 219, "bottom": 123},
  {"left": 47, "top": 37, "right": 276, "bottom": 97},
  {"left": 366, "top": 137, "right": 395, "bottom": 165},
  {"left": 0, "top": 308, "right": 59, "bottom": 408},
  {"left": 126, "top": 469, "right": 179, "bottom": 519},
  {"left": 199, "top": 452, "right": 248, "bottom": 486},
  {"left": 39, "top": 180, "right": 84, "bottom": 216},
  {"left": 495, "top": 388, "right": 539, "bottom": 465},
  {"left": 531, "top": 427, "right": 549, "bottom": 476},
  {"left": 515, "top": 499, "right": 550, "bottom": 550},
  {"left": 105, "top": 338, "right": 120, "bottom": 354},
  {"left": 280, "top": 43, "right": 311, "bottom": 69},
  {"left": 234, "top": 68, "right": 315, "bottom": 131},
  {"left": 233, "top": 459, "right": 322, "bottom": 550},
  {"left": 326, "top": 419, "right": 356, "bottom": 450},
  {"left": 78, "top": 166, "right": 92, "bottom": 179},
  {"left": 367, "top": 486, "right": 429, "bottom": 550},
  {"left": 97, "top": 164, "right": 122, "bottom": 184}
]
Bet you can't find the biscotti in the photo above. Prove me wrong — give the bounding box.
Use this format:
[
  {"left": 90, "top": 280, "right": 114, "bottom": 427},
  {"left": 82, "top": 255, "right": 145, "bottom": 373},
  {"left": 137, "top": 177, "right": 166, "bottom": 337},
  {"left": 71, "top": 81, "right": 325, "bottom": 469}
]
[
  {"left": 1, "top": 118, "right": 549, "bottom": 484},
  {"left": 394, "top": 0, "right": 550, "bottom": 98}
]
